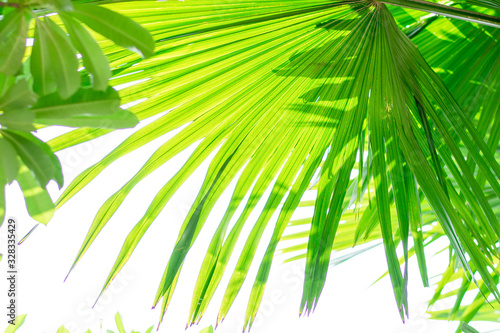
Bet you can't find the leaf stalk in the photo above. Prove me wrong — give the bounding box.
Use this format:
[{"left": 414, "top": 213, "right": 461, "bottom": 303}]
[{"left": 381, "top": 0, "right": 500, "bottom": 28}]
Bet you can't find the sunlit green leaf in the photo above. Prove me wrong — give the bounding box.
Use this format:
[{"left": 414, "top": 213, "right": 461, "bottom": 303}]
[
  {"left": 0, "top": 137, "right": 20, "bottom": 184},
  {"left": 42, "top": 17, "right": 80, "bottom": 99},
  {"left": 31, "top": 18, "right": 57, "bottom": 96},
  {"left": 33, "top": 87, "right": 138, "bottom": 128},
  {"left": 0, "top": 79, "right": 38, "bottom": 111},
  {"left": 60, "top": 12, "right": 110, "bottom": 91},
  {"left": 71, "top": 3, "right": 155, "bottom": 58},
  {"left": 115, "top": 313, "right": 125, "bottom": 333},
  {"left": 0, "top": 9, "right": 27, "bottom": 76},
  {"left": 15, "top": 161, "right": 55, "bottom": 224},
  {"left": 1, "top": 129, "right": 62, "bottom": 189},
  {"left": 48, "top": 0, "right": 500, "bottom": 330},
  {"left": 4, "top": 314, "right": 27, "bottom": 333},
  {"left": 0, "top": 109, "right": 35, "bottom": 132},
  {"left": 57, "top": 326, "right": 70, "bottom": 333},
  {"left": 199, "top": 326, "right": 214, "bottom": 333}
]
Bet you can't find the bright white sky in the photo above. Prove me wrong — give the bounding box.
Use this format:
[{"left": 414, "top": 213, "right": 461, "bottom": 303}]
[{"left": 1, "top": 121, "right": 498, "bottom": 333}]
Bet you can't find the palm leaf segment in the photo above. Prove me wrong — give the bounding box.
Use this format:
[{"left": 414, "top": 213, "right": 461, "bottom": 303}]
[
  {"left": 49, "top": 0, "right": 500, "bottom": 330},
  {"left": 283, "top": 8, "right": 500, "bottom": 329}
]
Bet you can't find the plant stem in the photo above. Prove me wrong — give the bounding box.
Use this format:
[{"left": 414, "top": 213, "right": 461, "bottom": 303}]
[
  {"left": 0, "top": 2, "right": 20, "bottom": 7},
  {"left": 381, "top": 0, "right": 500, "bottom": 28}
]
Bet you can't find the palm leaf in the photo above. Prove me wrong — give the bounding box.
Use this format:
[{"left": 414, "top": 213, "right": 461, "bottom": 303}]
[
  {"left": 281, "top": 19, "right": 500, "bottom": 318},
  {"left": 48, "top": 0, "right": 500, "bottom": 330}
]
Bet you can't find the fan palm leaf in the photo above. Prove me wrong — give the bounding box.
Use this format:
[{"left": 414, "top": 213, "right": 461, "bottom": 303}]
[
  {"left": 43, "top": 0, "right": 500, "bottom": 330},
  {"left": 282, "top": 11, "right": 500, "bottom": 321}
]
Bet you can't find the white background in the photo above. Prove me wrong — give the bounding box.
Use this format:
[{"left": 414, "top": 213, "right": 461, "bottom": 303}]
[{"left": 1, "top": 121, "right": 499, "bottom": 333}]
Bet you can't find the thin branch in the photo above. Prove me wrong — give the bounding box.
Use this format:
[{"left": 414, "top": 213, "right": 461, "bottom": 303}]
[
  {"left": 0, "top": 2, "right": 20, "bottom": 7},
  {"left": 381, "top": 0, "right": 500, "bottom": 28}
]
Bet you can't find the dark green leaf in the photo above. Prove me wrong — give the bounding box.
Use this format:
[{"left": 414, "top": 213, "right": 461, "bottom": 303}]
[
  {"left": 60, "top": 12, "right": 110, "bottom": 91},
  {"left": 33, "top": 86, "right": 120, "bottom": 118},
  {"left": 31, "top": 17, "right": 79, "bottom": 99},
  {"left": 0, "top": 9, "right": 27, "bottom": 76},
  {"left": 0, "top": 79, "right": 38, "bottom": 111},
  {"left": 460, "top": 322, "right": 480, "bottom": 333},
  {"left": 0, "top": 73, "right": 16, "bottom": 98},
  {"left": 0, "top": 137, "right": 10, "bottom": 224},
  {"left": 1, "top": 129, "right": 63, "bottom": 189},
  {"left": 0, "top": 137, "right": 20, "bottom": 183},
  {"left": 42, "top": 18, "right": 80, "bottom": 99},
  {"left": 36, "top": 110, "right": 138, "bottom": 129},
  {"left": 31, "top": 19, "right": 57, "bottom": 96},
  {"left": 71, "top": 4, "right": 154, "bottom": 58},
  {"left": 0, "top": 108, "right": 35, "bottom": 133},
  {"left": 32, "top": 87, "right": 138, "bottom": 128}
]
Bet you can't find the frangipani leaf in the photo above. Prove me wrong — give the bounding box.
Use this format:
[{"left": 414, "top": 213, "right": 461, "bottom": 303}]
[
  {"left": 33, "top": 87, "right": 138, "bottom": 129},
  {"left": 0, "top": 9, "right": 27, "bottom": 76},
  {"left": 0, "top": 137, "right": 20, "bottom": 184},
  {"left": 0, "top": 79, "right": 37, "bottom": 111},
  {"left": 70, "top": 3, "right": 155, "bottom": 58},
  {"left": 16, "top": 161, "right": 55, "bottom": 224},
  {"left": 0, "top": 109, "right": 35, "bottom": 133},
  {"left": 1, "top": 129, "right": 62, "bottom": 189},
  {"left": 33, "top": 17, "right": 79, "bottom": 99},
  {"left": 60, "top": 12, "right": 110, "bottom": 91}
]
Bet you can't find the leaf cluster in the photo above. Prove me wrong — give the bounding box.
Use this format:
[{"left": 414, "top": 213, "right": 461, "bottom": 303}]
[{"left": 0, "top": 0, "right": 154, "bottom": 225}]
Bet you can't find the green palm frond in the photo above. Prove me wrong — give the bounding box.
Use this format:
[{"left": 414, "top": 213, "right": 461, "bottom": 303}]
[
  {"left": 383, "top": 0, "right": 500, "bottom": 27},
  {"left": 281, "top": 2, "right": 500, "bottom": 263},
  {"left": 282, "top": 180, "right": 500, "bottom": 324},
  {"left": 43, "top": 0, "right": 500, "bottom": 331},
  {"left": 427, "top": 258, "right": 500, "bottom": 332},
  {"left": 454, "top": 0, "right": 500, "bottom": 11},
  {"left": 281, "top": 11, "right": 500, "bottom": 321}
]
